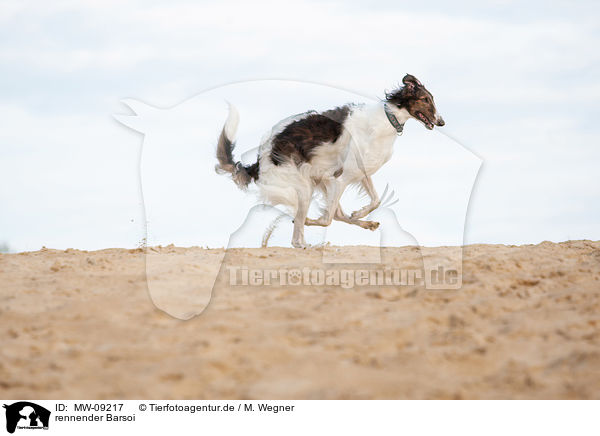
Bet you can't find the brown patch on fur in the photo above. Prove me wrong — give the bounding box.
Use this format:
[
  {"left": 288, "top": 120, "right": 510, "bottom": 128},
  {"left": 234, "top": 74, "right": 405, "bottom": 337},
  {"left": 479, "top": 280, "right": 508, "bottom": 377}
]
[
  {"left": 270, "top": 105, "right": 351, "bottom": 166},
  {"left": 216, "top": 128, "right": 236, "bottom": 174},
  {"left": 215, "top": 122, "right": 259, "bottom": 188},
  {"left": 385, "top": 74, "right": 440, "bottom": 129}
]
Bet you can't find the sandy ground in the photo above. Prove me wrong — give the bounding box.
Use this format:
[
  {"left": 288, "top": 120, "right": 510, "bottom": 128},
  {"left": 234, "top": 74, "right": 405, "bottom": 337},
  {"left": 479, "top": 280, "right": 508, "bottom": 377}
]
[{"left": 1, "top": 240, "right": 599, "bottom": 399}]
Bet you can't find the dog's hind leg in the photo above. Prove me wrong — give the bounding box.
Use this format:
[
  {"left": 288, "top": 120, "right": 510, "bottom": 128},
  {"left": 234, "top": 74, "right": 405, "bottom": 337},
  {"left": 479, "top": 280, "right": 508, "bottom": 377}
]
[
  {"left": 334, "top": 203, "right": 380, "bottom": 230},
  {"left": 350, "top": 176, "right": 383, "bottom": 220},
  {"left": 291, "top": 188, "right": 312, "bottom": 248},
  {"left": 305, "top": 179, "right": 344, "bottom": 228}
]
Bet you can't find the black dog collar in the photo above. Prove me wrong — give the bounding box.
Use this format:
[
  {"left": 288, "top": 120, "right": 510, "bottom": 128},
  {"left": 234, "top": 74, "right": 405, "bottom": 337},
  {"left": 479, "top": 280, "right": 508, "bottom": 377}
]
[{"left": 384, "top": 103, "right": 405, "bottom": 134}]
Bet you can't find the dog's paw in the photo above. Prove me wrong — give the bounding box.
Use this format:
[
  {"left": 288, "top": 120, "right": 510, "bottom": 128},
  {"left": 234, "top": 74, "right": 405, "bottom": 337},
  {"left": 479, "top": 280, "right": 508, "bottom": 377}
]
[
  {"left": 365, "top": 221, "right": 380, "bottom": 231},
  {"left": 292, "top": 240, "right": 310, "bottom": 249}
]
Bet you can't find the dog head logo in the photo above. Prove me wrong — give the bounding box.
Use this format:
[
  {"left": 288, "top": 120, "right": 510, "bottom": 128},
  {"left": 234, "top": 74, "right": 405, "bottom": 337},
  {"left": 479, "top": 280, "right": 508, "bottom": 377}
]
[
  {"left": 3, "top": 402, "right": 50, "bottom": 434},
  {"left": 115, "top": 79, "right": 482, "bottom": 319}
]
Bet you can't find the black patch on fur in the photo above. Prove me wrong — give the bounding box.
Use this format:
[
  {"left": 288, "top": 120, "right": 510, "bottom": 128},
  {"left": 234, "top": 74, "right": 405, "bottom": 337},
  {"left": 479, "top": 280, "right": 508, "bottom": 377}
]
[
  {"left": 333, "top": 167, "right": 343, "bottom": 178},
  {"left": 270, "top": 105, "right": 351, "bottom": 166},
  {"left": 245, "top": 160, "right": 260, "bottom": 181}
]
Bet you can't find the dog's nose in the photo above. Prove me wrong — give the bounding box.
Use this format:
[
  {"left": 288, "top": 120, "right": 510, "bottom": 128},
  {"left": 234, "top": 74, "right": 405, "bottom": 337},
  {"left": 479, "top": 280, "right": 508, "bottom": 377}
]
[{"left": 436, "top": 117, "right": 445, "bottom": 127}]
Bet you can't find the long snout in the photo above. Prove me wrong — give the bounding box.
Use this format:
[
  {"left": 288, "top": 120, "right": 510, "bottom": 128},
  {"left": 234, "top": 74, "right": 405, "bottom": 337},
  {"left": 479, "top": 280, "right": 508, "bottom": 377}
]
[{"left": 436, "top": 116, "right": 445, "bottom": 127}]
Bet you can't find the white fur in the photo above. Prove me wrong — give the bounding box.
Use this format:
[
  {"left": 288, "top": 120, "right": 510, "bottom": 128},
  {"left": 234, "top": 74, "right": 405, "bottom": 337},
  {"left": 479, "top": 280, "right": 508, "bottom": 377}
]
[{"left": 223, "top": 102, "right": 239, "bottom": 141}]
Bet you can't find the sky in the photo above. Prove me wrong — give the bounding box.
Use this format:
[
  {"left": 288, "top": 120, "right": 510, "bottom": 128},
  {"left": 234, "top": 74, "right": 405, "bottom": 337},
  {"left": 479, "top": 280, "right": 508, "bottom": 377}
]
[{"left": 0, "top": 0, "right": 599, "bottom": 251}]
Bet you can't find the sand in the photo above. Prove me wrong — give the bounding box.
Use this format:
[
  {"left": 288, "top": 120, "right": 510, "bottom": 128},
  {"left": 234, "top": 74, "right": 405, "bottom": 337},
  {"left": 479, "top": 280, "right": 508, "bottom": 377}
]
[{"left": 0, "top": 240, "right": 599, "bottom": 399}]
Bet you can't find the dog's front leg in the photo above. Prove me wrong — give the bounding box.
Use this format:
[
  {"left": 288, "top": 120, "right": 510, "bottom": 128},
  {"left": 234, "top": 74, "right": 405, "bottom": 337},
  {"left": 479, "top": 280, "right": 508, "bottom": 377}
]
[{"left": 350, "top": 176, "right": 381, "bottom": 220}]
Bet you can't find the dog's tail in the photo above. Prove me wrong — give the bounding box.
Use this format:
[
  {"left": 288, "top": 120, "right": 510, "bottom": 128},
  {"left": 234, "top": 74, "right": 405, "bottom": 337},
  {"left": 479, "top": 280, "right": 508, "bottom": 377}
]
[{"left": 215, "top": 103, "right": 259, "bottom": 189}]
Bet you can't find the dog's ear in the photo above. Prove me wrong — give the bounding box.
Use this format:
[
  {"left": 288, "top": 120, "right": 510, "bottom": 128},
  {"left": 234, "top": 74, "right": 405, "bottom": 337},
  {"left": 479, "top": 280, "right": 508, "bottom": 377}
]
[{"left": 402, "top": 74, "right": 422, "bottom": 92}]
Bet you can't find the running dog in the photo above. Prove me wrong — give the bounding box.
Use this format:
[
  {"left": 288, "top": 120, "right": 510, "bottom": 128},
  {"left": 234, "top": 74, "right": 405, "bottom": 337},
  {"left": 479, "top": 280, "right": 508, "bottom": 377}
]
[{"left": 216, "top": 74, "right": 444, "bottom": 248}]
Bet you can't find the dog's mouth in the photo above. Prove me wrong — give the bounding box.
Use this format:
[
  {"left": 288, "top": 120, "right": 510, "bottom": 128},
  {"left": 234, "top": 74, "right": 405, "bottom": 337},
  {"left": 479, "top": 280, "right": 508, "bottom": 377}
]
[{"left": 416, "top": 112, "right": 434, "bottom": 130}]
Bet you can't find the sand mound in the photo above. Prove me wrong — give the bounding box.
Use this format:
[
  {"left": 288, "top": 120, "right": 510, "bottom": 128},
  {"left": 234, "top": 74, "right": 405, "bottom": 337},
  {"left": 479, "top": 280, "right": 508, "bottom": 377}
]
[{"left": 0, "top": 241, "right": 599, "bottom": 399}]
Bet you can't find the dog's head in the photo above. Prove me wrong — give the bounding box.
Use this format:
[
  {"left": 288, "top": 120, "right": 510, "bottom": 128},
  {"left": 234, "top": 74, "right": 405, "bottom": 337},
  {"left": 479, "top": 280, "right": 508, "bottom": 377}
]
[{"left": 385, "top": 74, "right": 444, "bottom": 130}]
